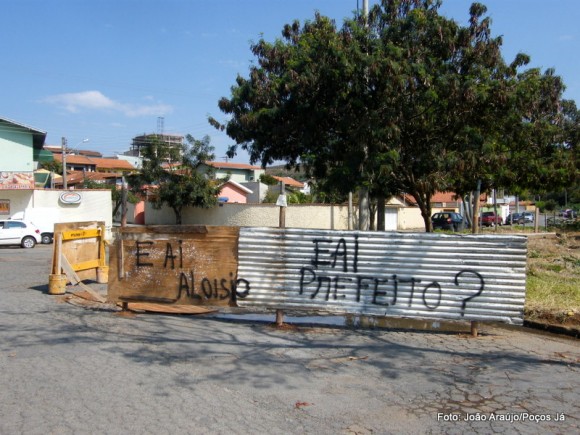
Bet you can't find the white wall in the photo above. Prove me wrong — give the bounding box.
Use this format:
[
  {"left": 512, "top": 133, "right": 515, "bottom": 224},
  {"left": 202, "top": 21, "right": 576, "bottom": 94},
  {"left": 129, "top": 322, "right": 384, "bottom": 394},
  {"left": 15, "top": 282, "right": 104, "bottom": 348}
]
[
  {"left": 0, "top": 191, "right": 33, "bottom": 216},
  {"left": 142, "top": 202, "right": 426, "bottom": 231},
  {"left": 3, "top": 189, "right": 113, "bottom": 238},
  {"left": 398, "top": 207, "right": 425, "bottom": 230},
  {"left": 145, "top": 202, "right": 349, "bottom": 229}
]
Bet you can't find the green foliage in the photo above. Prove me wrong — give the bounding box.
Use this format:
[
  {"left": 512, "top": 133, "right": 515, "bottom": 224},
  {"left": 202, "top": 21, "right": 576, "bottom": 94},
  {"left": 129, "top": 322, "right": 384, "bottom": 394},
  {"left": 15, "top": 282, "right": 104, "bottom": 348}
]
[
  {"left": 259, "top": 173, "right": 279, "bottom": 186},
  {"left": 287, "top": 191, "right": 312, "bottom": 204},
  {"left": 213, "top": 0, "right": 576, "bottom": 231},
  {"left": 39, "top": 160, "right": 63, "bottom": 174},
  {"left": 536, "top": 199, "right": 558, "bottom": 212},
  {"left": 128, "top": 134, "right": 227, "bottom": 224},
  {"left": 81, "top": 178, "right": 140, "bottom": 217}
]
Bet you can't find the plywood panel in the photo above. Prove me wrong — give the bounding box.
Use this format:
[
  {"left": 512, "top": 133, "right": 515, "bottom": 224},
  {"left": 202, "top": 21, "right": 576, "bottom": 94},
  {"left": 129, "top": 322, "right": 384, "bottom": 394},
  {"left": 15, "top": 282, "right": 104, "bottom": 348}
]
[
  {"left": 108, "top": 226, "right": 240, "bottom": 307},
  {"left": 52, "top": 221, "right": 105, "bottom": 281}
]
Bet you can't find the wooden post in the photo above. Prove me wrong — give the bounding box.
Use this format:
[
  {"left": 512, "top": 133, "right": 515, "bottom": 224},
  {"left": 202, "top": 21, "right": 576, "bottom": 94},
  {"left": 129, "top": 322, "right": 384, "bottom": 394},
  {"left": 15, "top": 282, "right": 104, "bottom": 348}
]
[
  {"left": 278, "top": 181, "right": 286, "bottom": 228},
  {"left": 55, "top": 232, "right": 62, "bottom": 275},
  {"left": 275, "top": 309, "right": 284, "bottom": 327},
  {"left": 121, "top": 176, "right": 128, "bottom": 227},
  {"left": 471, "top": 321, "right": 479, "bottom": 337},
  {"left": 348, "top": 192, "right": 353, "bottom": 230},
  {"left": 276, "top": 181, "right": 286, "bottom": 326}
]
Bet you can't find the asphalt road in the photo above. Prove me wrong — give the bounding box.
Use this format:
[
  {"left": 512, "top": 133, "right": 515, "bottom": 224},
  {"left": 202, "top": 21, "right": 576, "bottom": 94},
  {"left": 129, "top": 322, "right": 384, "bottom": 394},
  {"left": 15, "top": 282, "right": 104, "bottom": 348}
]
[{"left": 0, "top": 245, "right": 578, "bottom": 434}]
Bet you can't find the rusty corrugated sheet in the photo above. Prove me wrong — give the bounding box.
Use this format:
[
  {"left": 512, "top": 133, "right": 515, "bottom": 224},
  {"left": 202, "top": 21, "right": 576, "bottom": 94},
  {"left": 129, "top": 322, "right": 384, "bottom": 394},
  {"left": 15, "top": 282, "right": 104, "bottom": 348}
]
[{"left": 237, "top": 228, "right": 527, "bottom": 324}]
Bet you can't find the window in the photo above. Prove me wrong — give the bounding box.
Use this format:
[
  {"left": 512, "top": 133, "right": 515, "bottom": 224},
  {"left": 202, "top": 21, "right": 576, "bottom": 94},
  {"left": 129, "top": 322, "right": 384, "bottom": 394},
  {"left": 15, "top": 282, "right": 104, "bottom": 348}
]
[{"left": 6, "top": 221, "right": 26, "bottom": 229}]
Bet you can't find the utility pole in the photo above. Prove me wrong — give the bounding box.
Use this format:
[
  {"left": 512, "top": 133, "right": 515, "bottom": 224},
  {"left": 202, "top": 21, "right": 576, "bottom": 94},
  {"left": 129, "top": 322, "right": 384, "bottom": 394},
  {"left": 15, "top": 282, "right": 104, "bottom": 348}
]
[
  {"left": 61, "top": 137, "right": 67, "bottom": 189},
  {"left": 358, "top": 0, "right": 370, "bottom": 231}
]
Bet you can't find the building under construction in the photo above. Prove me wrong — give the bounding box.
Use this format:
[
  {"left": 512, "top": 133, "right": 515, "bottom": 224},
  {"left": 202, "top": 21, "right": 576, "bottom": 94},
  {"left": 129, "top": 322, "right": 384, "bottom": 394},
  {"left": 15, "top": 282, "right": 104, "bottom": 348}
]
[{"left": 126, "top": 133, "right": 184, "bottom": 160}]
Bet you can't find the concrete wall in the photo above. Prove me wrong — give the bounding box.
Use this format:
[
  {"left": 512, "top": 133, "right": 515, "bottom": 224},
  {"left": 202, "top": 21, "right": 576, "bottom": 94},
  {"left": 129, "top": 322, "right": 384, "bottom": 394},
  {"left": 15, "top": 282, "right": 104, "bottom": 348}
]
[
  {"left": 2, "top": 189, "right": 113, "bottom": 238},
  {"left": 398, "top": 207, "right": 425, "bottom": 230},
  {"left": 144, "top": 202, "right": 351, "bottom": 229},
  {"left": 142, "top": 201, "right": 427, "bottom": 231},
  {"left": 0, "top": 190, "right": 33, "bottom": 215},
  {"left": 240, "top": 181, "right": 268, "bottom": 203}
]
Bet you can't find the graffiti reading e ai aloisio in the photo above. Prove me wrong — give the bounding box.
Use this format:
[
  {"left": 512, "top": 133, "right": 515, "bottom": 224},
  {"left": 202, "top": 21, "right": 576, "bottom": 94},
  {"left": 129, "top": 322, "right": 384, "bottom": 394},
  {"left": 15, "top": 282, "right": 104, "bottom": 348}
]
[{"left": 134, "top": 240, "right": 250, "bottom": 302}]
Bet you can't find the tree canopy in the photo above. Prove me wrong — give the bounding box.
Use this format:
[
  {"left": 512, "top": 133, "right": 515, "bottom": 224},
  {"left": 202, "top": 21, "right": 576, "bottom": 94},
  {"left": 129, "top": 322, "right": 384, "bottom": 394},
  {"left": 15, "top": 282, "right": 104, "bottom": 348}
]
[
  {"left": 213, "top": 0, "right": 577, "bottom": 231},
  {"left": 128, "top": 135, "right": 227, "bottom": 224}
]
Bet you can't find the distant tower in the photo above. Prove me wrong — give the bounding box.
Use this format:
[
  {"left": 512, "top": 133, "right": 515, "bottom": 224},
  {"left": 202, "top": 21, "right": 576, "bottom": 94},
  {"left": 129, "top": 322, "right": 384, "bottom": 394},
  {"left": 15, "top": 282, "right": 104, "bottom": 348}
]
[{"left": 157, "top": 116, "right": 165, "bottom": 135}]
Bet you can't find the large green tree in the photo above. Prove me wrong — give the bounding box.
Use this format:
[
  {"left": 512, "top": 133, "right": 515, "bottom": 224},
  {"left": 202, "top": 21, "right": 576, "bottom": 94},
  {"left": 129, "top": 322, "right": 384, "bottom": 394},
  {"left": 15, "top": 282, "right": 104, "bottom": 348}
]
[
  {"left": 129, "top": 135, "right": 227, "bottom": 224},
  {"left": 213, "top": 0, "right": 575, "bottom": 231}
]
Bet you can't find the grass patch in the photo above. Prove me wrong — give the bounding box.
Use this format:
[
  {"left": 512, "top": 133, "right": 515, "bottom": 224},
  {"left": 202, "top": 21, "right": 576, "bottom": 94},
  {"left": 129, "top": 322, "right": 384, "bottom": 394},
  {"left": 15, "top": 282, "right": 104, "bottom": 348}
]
[
  {"left": 525, "top": 231, "right": 580, "bottom": 317},
  {"left": 526, "top": 275, "right": 580, "bottom": 312}
]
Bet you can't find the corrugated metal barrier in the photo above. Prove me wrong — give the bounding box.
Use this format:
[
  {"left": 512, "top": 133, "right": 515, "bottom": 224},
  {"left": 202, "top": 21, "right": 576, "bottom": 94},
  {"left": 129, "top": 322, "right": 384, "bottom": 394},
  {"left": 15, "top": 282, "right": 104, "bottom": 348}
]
[{"left": 237, "top": 228, "right": 527, "bottom": 325}]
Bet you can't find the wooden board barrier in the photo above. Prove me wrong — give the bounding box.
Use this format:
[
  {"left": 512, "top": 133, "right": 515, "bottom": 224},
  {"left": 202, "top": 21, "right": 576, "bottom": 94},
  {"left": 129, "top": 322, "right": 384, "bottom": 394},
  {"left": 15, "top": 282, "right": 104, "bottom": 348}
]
[
  {"left": 51, "top": 221, "right": 108, "bottom": 285},
  {"left": 108, "top": 225, "right": 239, "bottom": 307}
]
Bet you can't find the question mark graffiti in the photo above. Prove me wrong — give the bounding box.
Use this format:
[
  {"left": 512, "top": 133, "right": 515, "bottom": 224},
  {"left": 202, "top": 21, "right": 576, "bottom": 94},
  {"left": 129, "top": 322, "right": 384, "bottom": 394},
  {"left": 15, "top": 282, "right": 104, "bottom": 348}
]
[{"left": 455, "top": 270, "right": 484, "bottom": 316}]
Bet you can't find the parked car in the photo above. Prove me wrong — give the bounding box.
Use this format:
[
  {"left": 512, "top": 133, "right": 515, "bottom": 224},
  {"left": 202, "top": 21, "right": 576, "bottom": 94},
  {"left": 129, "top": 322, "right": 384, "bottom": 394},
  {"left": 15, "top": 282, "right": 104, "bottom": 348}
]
[
  {"left": 10, "top": 207, "right": 60, "bottom": 244},
  {"left": 479, "top": 211, "right": 503, "bottom": 227},
  {"left": 431, "top": 212, "right": 467, "bottom": 231},
  {"left": 0, "top": 220, "right": 41, "bottom": 248},
  {"left": 506, "top": 212, "right": 534, "bottom": 225},
  {"left": 562, "top": 209, "right": 577, "bottom": 219}
]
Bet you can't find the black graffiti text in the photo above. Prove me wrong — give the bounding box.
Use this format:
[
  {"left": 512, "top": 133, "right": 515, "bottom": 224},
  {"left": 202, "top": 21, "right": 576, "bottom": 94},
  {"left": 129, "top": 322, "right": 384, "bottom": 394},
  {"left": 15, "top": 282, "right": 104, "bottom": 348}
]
[{"left": 300, "top": 266, "right": 484, "bottom": 314}]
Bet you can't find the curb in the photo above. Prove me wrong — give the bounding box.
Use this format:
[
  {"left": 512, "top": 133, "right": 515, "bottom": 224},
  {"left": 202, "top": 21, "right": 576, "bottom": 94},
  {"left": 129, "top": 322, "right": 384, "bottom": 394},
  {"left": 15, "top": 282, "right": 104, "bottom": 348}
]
[{"left": 524, "top": 320, "right": 580, "bottom": 339}]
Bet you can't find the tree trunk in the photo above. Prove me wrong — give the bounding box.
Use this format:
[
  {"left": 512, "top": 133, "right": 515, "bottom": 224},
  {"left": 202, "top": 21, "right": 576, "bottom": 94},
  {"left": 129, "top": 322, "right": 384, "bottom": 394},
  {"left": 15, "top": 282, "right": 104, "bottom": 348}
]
[
  {"left": 376, "top": 193, "right": 385, "bottom": 231},
  {"left": 411, "top": 188, "right": 433, "bottom": 232},
  {"left": 472, "top": 180, "right": 481, "bottom": 234},
  {"left": 421, "top": 208, "right": 433, "bottom": 232},
  {"left": 358, "top": 187, "right": 370, "bottom": 230},
  {"left": 462, "top": 194, "right": 473, "bottom": 228},
  {"left": 369, "top": 197, "right": 377, "bottom": 231},
  {"left": 492, "top": 188, "right": 498, "bottom": 232},
  {"left": 174, "top": 208, "right": 182, "bottom": 225}
]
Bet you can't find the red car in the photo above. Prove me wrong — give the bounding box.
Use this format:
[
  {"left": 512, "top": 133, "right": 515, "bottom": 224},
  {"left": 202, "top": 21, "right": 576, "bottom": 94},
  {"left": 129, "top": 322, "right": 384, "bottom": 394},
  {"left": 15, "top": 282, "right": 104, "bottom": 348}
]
[{"left": 479, "top": 211, "right": 503, "bottom": 227}]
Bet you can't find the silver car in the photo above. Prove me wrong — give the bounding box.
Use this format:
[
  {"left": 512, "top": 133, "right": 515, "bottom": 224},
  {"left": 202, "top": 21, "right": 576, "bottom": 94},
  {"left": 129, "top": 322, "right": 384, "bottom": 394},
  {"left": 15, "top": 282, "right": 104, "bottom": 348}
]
[{"left": 0, "top": 220, "right": 42, "bottom": 248}]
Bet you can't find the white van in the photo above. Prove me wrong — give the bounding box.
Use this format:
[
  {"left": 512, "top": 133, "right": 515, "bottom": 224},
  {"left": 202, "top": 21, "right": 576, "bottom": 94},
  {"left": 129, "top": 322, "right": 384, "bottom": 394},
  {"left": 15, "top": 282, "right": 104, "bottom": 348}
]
[{"left": 10, "top": 207, "right": 60, "bottom": 244}]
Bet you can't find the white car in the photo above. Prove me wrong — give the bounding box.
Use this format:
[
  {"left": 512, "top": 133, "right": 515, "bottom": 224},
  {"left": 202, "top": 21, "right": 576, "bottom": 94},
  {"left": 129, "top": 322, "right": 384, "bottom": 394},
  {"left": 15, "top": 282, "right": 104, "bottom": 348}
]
[{"left": 0, "top": 220, "right": 42, "bottom": 248}]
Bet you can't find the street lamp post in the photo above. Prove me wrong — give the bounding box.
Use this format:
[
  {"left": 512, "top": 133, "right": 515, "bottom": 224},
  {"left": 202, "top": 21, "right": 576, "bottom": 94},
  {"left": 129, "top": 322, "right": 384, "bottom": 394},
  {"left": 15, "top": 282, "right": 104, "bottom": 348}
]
[
  {"left": 62, "top": 138, "right": 89, "bottom": 189},
  {"left": 61, "top": 137, "right": 68, "bottom": 189}
]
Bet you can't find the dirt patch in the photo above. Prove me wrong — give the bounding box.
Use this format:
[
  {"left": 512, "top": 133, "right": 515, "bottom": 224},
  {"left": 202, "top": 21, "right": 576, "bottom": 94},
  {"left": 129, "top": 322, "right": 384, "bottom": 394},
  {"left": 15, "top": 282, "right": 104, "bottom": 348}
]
[{"left": 526, "top": 308, "right": 580, "bottom": 327}]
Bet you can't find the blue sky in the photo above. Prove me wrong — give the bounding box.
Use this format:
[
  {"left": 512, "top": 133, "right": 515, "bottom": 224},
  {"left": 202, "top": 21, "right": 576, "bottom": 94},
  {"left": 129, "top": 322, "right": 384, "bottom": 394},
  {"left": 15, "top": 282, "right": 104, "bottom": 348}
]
[{"left": 1, "top": 0, "right": 579, "bottom": 163}]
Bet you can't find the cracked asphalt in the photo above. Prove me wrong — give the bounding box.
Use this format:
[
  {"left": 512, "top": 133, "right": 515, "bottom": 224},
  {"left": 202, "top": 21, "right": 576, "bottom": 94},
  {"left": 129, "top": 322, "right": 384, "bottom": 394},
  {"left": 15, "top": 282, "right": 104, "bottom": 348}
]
[{"left": 1, "top": 245, "right": 578, "bottom": 434}]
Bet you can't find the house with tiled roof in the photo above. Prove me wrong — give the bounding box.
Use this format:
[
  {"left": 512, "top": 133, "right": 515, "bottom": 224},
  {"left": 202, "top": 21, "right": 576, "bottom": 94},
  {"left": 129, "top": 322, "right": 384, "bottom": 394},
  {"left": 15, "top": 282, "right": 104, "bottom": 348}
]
[
  {"left": 201, "top": 161, "right": 265, "bottom": 183},
  {"left": 272, "top": 176, "right": 304, "bottom": 189},
  {"left": 53, "top": 154, "right": 97, "bottom": 172},
  {"left": 0, "top": 117, "right": 51, "bottom": 190},
  {"left": 91, "top": 158, "right": 135, "bottom": 174},
  {"left": 52, "top": 170, "right": 119, "bottom": 188},
  {"left": 53, "top": 154, "right": 135, "bottom": 174},
  {"left": 218, "top": 180, "right": 253, "bottom": 204},
  {"left": 43, "top": 146, "right": 102, "bottom": 158}
]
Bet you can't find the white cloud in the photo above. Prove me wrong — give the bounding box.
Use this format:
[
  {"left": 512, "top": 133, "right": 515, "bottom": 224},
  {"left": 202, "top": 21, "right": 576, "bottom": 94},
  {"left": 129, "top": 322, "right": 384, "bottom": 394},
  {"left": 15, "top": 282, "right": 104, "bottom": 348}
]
[
  {"left": 42, "top": 90, "right": 173, "bottom": 117},
  {"left": 559, "top": 34, "right": 575, "bottom": 41}
]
